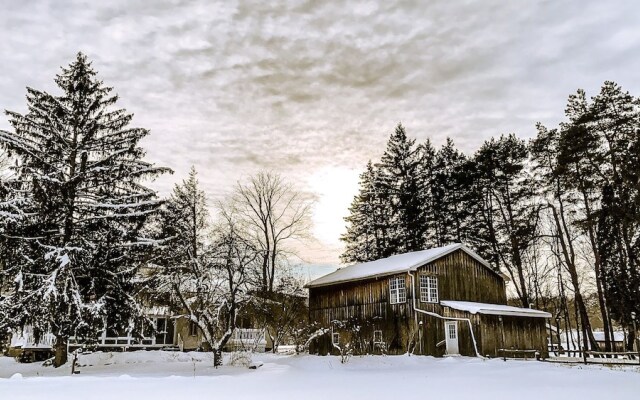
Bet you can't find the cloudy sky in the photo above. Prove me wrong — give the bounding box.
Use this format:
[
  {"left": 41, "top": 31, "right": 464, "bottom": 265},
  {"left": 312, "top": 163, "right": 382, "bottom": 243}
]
[{"left": 1, "top": 0, "right": 640, "bottom": 273}]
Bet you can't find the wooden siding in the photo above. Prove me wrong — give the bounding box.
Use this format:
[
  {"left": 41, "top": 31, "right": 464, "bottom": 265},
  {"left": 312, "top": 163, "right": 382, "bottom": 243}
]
[
  {"left": 309, "top": 273, "right": 414, "bottom": 354},
  {"left": 415, "top": 250, "right": 506, "bottom": 304},
  {"left": 477, "top": 314, "right": 548, "bottom": 358}
]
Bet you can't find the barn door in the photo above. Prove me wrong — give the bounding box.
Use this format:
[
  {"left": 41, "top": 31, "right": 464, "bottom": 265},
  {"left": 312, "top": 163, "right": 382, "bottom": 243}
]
[{"left": 445, "top": 321, "right": 459, "bottom": 355}]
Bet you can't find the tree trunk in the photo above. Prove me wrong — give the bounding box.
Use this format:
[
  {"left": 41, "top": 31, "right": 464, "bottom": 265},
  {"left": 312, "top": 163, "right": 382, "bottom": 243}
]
[
  {"left": 581, "top": 189, "right": 613, "bottom": 352},
  {"left": 53, "top": 335, "right": 68, "bottom": 368},
  {"left": 627, "top": 326, "right": 636, "bottom": 353},
  {"left": 549, "top": 205, "right": 599, "bottom": 351},
  {"left": 213, "top": 349, "right": 222, "bottom": 367}
]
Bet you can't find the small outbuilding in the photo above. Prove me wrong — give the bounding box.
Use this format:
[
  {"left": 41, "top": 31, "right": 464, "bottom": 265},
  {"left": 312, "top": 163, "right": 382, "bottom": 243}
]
[{"left": 306, "top": 243, "right": 550, "bottom": 358}]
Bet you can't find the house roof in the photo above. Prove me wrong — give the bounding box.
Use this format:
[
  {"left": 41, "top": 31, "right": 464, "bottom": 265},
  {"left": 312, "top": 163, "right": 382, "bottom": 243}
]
[
  {"left": 441, "top": 300, "right": 552, "bottom": 318},
  {"left": 306, "top": 243, "right": 496, "bottom": 288}
]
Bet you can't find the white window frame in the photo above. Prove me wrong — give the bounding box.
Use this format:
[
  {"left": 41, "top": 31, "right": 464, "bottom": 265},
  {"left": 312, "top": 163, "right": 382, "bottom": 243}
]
[
  {"left": 373, "top": 330, "right": 383, "bottom": 344},
  {"left": 447, "top": 321, "right": 457, "bottom": 339},
  {"left": 419, "top": 275, "right": 438, "bottom": 303},
  {"left": 332, "top": 332, "right": 340, "bottom": 345},
  {"left": 389, "top": 276, "right": 406, "bottom": 304}
]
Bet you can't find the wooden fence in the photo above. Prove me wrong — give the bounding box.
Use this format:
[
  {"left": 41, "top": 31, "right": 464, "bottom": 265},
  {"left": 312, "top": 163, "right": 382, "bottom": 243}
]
[{"left": 546, "top": 346, "right": 640, "bottom": 365}]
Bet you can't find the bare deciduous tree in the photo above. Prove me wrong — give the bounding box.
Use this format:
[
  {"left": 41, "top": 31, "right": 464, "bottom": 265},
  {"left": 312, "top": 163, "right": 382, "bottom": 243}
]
[
  {"left": 170, "top": 207, "right": 257, "bottom": 367},
  {"left": 233, "top": 171, "right": 311, "bottom": 293}
]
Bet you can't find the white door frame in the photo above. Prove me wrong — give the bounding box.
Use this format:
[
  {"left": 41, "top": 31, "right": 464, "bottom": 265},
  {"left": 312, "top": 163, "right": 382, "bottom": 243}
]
[{"left": 445, "top": 321, "right": 459, "bottom": 355}]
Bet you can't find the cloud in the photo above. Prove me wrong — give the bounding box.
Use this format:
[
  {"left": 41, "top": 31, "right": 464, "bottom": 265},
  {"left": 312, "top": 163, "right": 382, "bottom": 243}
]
[{"left": 2, "top": 0, "right": 640, "bottom": 264}]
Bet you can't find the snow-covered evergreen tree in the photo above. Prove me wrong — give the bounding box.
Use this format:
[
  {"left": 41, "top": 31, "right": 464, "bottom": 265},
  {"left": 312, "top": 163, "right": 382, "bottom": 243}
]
[
  {"left": 0, "top": 53, "right": 169, "bottom": 367},
  {"left": 158, "top": 166, "right": 210, "bottom": 273}
]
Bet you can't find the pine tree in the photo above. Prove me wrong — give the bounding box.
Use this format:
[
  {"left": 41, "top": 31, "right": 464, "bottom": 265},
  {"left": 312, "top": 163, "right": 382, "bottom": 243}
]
[
  {"left": 472, "top": 134, "right": 538, "bottom": 307},
  {"left": 590, "top": 82, "right": 640, "bottom": 350},
  {"left": 598, "top": 183, "right": 640, "bottom": 351},
  {"left": 0, "top": 53, "right": 169, "bottom": 367}
]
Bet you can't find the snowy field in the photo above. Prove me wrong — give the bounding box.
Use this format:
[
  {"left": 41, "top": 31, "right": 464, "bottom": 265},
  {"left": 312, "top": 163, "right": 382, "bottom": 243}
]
[{"left": 1, "top": 351, "right": 639, "bottom": 400}]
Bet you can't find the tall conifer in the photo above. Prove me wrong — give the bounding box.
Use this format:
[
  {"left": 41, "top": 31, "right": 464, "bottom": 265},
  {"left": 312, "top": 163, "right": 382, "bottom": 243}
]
[{"left": 0, "top": 53, "right": 169, "bottom": 366}]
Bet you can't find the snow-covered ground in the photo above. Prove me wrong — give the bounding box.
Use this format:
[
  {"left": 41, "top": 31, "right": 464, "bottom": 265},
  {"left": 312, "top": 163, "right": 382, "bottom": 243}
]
[{"left": 1, "top": 351, "right": 639, "bottom": 399}]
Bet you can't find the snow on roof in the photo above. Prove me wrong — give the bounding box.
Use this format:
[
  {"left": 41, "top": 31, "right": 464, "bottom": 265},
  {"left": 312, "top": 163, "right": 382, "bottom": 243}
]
[
  {"left": 441, "top": 300, "right": 551, "bottom": 318},
  {"left": 306, "top": 243, "right": 493, "bottom": 288},
  {"left": 593, "top": 331, "right": 625, "bottom": 342}
]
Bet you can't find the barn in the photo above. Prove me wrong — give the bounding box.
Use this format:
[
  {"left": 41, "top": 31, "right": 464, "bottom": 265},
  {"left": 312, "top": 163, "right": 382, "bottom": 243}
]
[{"left": 306, "top": 243, "right": 550, "bottom": 358}]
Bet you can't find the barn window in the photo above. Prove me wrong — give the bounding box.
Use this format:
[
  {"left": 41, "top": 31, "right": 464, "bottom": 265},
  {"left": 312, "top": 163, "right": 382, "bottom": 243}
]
[
  {"left": 419, "top": 275, "right": 438, "bottom": 303},
  {"left": 332, "top": 332, "right": 340, "bottom": 345},
  {"left": 389, "top": 276, "right": 406, "bottom": 304},
  {"left": 373, "top": 330, "right": 383, "bottom": 344}
]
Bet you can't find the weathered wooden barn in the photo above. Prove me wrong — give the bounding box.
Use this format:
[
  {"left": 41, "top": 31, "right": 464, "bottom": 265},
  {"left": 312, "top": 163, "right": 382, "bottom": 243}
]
[{"left": 306, "top": 243, "right": 550, "bottom": 358}]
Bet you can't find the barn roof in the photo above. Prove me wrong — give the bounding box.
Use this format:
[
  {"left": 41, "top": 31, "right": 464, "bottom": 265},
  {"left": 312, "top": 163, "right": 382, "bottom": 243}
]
[
  {"left": 306, "top": 243, "right": 495, "bottom": 288},
  {"left": 441, "top": 300, "right": 552, "bottom": 318}
]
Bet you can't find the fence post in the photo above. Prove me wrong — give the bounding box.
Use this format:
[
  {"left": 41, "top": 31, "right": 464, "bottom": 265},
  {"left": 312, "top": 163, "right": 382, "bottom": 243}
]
[
  {"left": 582, "top": 346, "right": 587, "bottom": 365},
  {"left": 632, "top": 312, "right": 639, "bottom": 365},
  {"left": 499, "top": 316, "right": 506, "bottom": 361}
]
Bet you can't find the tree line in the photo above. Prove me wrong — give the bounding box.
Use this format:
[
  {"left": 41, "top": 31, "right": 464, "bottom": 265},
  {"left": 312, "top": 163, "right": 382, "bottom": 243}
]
[
  {"left": 342, "top": 82, "right": 640, "bottom": 353},
  {"left": 0, "top": 54, "right": 311, "bottom": 367}
]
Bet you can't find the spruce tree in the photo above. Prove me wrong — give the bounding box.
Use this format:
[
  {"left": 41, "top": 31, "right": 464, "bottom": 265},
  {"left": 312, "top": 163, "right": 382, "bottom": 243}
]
[
  {"left": 415, "top": 139, "right": 438, "bottom": 248},
  {"left": 341, "top": 161, "right": 394, "bottom": 263},
  {"left": 159, "top": 166, "right": 210, "bottom": 273},
  {"left": 0, "top": 53, "right": 169, "bottom": 366},
  {"left": 376, "top": 123, "right": 424, "bottom": 254},
  {"left": 431, "top": 138, "right": 469, "bottom": 246}
]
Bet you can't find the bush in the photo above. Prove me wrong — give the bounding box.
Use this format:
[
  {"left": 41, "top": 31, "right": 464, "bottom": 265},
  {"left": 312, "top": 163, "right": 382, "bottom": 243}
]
[{"left": 228, "top": 351, "right": 253, "bottom": 367}]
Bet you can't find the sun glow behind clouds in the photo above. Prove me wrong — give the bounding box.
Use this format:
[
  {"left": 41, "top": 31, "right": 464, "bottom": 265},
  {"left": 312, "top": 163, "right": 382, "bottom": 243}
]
[{"left": 307, "top": 166, "right": 360, "bottom": 257}]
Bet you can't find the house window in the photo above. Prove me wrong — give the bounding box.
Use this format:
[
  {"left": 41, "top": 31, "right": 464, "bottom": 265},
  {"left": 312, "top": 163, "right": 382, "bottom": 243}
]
[
  {"left": 154, "top": 317, "right": 174, "bottom": 345},
  {"left": 189, "top": 321, "right": 198, "bottom": 337},
  {"left": 420, "top": 275, "right": 438, "bottom": 303},
  {"left": 373, "top": 330, "right": 383, "bottom": 344},
  {"left": 332, "top": 332, "right": 340, "bottom": 345},
  {"left": 389, "top": 276, "right": 406, "bottom": 304}
]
